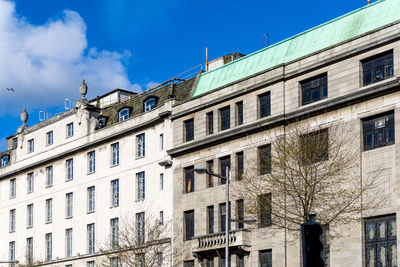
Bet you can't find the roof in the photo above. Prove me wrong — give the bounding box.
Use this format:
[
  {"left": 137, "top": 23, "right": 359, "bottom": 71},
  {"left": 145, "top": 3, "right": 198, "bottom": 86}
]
[
  {"left": 192, "top": 0, "right": 400, "bottom": 97},
  {"left": 89, "top": 88, "right": 137, "bottom": 102}
]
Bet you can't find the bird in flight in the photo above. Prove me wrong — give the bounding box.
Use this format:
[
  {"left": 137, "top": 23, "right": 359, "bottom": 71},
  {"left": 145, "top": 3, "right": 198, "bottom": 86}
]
[{"left": 6, "top": 88, "right": 14, "bottom": 91}]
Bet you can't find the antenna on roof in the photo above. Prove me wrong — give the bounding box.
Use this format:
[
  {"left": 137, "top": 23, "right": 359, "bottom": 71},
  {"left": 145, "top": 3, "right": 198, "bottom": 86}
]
[
  {"left": 205, "top": 47, "right": 209, "bottom": 71},
  {"left": 262, "top": 33, "right": 269, "bottom": 48},
  {"left": 368, "top": 0, "right": 371, "bottom": 4}
]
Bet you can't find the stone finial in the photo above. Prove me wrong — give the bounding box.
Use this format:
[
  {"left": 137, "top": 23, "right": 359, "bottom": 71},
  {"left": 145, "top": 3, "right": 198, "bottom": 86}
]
[
  {"left": 20, "top": 107, "right": 28, "bottom": 125},
  {"left": 79, "top": 79, "right": 88, "bottom": 100}
]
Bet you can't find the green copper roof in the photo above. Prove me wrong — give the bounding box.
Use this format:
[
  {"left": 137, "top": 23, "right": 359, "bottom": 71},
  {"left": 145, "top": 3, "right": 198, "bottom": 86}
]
[{"left": 192, "top": 0, "right": 400, "bottom": 97}]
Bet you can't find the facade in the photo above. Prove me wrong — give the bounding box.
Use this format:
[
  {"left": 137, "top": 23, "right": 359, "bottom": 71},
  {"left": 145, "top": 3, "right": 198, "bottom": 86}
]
[{"left": 1, "top": 0, "right": 400, "bottom": 267}]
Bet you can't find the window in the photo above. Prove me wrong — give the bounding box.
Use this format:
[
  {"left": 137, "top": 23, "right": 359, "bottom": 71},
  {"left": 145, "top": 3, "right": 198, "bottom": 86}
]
[
  {"left": 46, "top": 131, "right": 53, "bottom": 145},
  {"left": 27, "top": 237, "right": 33, "bottom": 264},
  {"left": 87, "top": 223, "right": 95, "bottom": 254},
  {"left": 258, "top": 92, "right": 271, "bottom": 118},
  {"left": 136, "top": 133, "right": 145, "bottom": 158},
  {"left": 111, "top": 143, "right": 119, "bottom": 166},
  {"left": 301, "top": 74, "right": 328, "bottom": 105},
  {"left": 66, "top": 159, "right": 73, "bottom": 180},
  {"left": 118, "top": 108, "right": 130, "bottom": 122},
  {"left": 45, "top": 233, "right": 52, "bottom": 261},
  {"left": 27, "top": 204, "right": 33, "bottom": 228},
  {"left": 219, "top": 106, "right": 230, "bottom": 131},
  {"left": 236, "top": 152, "right": 244, "bottom": 180},
  {"left": 144, "top": 97, "right": 156, "bottom": 112},
  {"left": 185, "top": 166, "right": 194, "bottom": 193},
  {"left": 258, "top": 194, "right": 272, "bottom": 228},
  {"left": 9, "top": 241, "right": 15, "bottom": 267},
  {"left": 160, "top": 173, "right": 164, "bottom": 190},
  {"left": 137, "top": 172, "right": 145, "bottom": 200},
  {"left": 362, "top": 51, "right": 393, "bottom": 86},
  {"left": 184, "top": 118, "right": 194, "bottom": 142},
  {"left": 207, "top": 205, "right": 214, "bottom": 234},
  {"left": 159, "top": 211, "right": 164, "bottom": 226},
  {"left": 207, "top": 160, "right": 214, "bottom": 188},
  {"left": 27, "top": 172, "right": 34, "bottom": 193},
  {"left": 219, "top": 203, "right": 231, "bottom": 232},
  {"left": 184, "top": 260, "right": 195, "bottom": 267},
  {"left": 207, "top": 112, "right": 214, "bottom": 135},
  {"left": 46, "top": 166, "right": 53, "bottom": 187},
  {"left": 111, "top": 258, "right": 119, "bottom": 267},
  {"left": 237, "top": 255, "right": 244, "bottom": 267},
  {"left": 1, "top": 154, "right": 9, "bottom": 167},
  {"left": 66, "top": 193, "right": 73, "bottom": 218},
  {"left": 12, "top": 137, "right": 18, "bottom": 149},
  {"left": 236, "top": 101, "right": 243, "bottom": 125},
  {"left": 98, "top": 117, "right": 107, "bottom": 129},
  {"left": 205, "top": 258, "right": 214, "bottom": 267},
  {"left": 236, "top": 199, "right": 244, "bottom": 229},
  {"left": 87, "top": 186, "right": 95, "bottom": 212},
  {"left": 300, "top": 129, "right": 329, "bottom": 164},
  {"left": 258, "top": 145, "right": 271, "bottom": 175},
  {"left": 111, "top": 179, "right": 119, "bottom": 207},
  {"left": 259, "top": 250, "right": 272, "bottom": 267},
  {"left": 10, "top": 178, "right": 16, "bottom": 198},
  {"left": 66, "top": 228, "right": 73, "bottom": 258},
  {"left": 111, "top": 218, "right": 119, "bottom": 249},
  {"left": 363, "top": 112, "right": 394, "bottom": 151},
  {"left": 9, "top": 209, "right": 15, "bottom": 232},
  {"left": 87, "top": 261, "right": 95, "bottom": 267},
  {"left": 219, "top": 156, "right": 230, "bottom": 185},
  {"left": 365, "top": 215, "right": 396, "bottom": 267},
  {"left": 159, "top": 134, "right": 164, "bottom": 151},
  {"left": 88, "top": 151, "right": 95, "bottom": 173},
  {"left": 46, "top": 199, "right": 52, "bottom": 223},
  {"left": 28, "top": 139, "right": 34, "bottom": 153},
  {"left": 136, "top": 212, "right": 145, "bottom": 244},
  {"left": 136, "top": 254, "right": 145, "bottom": 267},
  {"left": 184, "top": 210, "right": 194, "bottom": 240},
  {"left": 66, "top": 123, "right": 74, "bottom": 137},
  {"left": 157, "top": 252, "right": 163, "bottom": 266}
]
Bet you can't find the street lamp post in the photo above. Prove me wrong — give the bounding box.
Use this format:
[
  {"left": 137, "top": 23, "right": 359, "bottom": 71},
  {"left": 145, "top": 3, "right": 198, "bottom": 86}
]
[{"left": 194, "top": 167, "right": 230, "bottom": 267}]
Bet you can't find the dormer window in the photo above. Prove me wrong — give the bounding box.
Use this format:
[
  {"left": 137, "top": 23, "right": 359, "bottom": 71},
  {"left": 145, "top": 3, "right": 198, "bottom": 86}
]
[
  {"left": 1, "top": 155, "right": 9, "bottom": 167},
  {"left": 143, "top": 97, "right": 157, "bottom": 112},
  {"left": 119, "top": 108, "right": 130, "bottom": 122},
  {"left": 97, "top": 117, "right": 108, "bottom": 129}
]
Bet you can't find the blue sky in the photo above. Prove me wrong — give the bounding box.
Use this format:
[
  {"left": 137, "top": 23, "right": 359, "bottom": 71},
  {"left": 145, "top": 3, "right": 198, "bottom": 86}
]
[{"left": 0, "top": 0, "right": 371, "bottom": 150}]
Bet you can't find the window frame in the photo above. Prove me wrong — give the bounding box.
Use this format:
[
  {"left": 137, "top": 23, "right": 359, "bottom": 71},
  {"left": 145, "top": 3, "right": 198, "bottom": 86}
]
[
  {"left": 301, "top": 73, "right": 328, "bottom": 105},
  {"left": 363, "top": 111, "right": 395, "bottom": 151},
  {"left": 110, "top": 218, "right": 119, "bottom": 248},
  {"left": 87, "top": 151, "right": 96, "bottom": 173},
  {"left": 27, "top": 204, "right": 33, "bottom": 228},
  {"left": 137, "top": 172, "right": 145, "bottom": 200},
  {"left": 362, "top": 50, "right": 394, "bottom": 86},
  {"left": 206, "top": 111, "right": 214, "bottom": 135},
  {"left": 27, "top": 139, "right": 34, "bottom": 153},
  {"left": 184, "top": 118, "right": 194, "bottom": 142},
  {"left": 219, "top": 106, "right": 231, "bottom": 131},
  {"left": 2, "top": 154, "right": 9, "bottom": 167},
  {"left": 66, "top": 123, "right": 74, "bottom": 138},
  {"left": 207, "top": 205, "right": 214, "bottom": 234},
  {"left": 46, "top": 165, "right": 53, "bottom": 187},
  {"left": 87, "top": 223, "right": 95, "bottom": 254},
  {"left": 9, "top": 209, "right": 16, "bottom": 232},
  {"left": 45, "top": 198, "right": 53, "bottom": 223},
  {"left": 87, "top": 186, "right": 95, "bottom": 213},
  {"left": 111, "top": 179, "right": 120, "bottom": 207},
  {"left": 236, "top": 101, "right": 243, "bottom": 125},
  {"left": 65, "top": 228, "right": 73, "bottom": 258},
  {"left": 66, "top": 159, "right": 74, "bottom": 180},
  {"left": 258, "top": 92, "right": 271, "bottom": 118},
  {"left": 10, "top": 178, "right": 16, "bottom": 199},
  {"left": 45, "top": 233, "right": 52, "bottom": 261},
  {"left": 184, "top": 210, "right": 195, "bottom": 240},
  {"left": 27, "top": 172, "right": 34, "bottom": 193},
  {"left": 219, "top": 156, "right": 231, "bottom": 185},
  {"left": 258, "top": 144, "right": 271, "bottom": 175},
  {"left": 111, "top": 142, "right": 120, "bottom": 166},
  {"left": 46, "top": 131, "right": 54, "bottom": 146},
  {"left": 258, "top": 193, "right": 272, "bottom": 228},
  {"left": 118, "top": 108, "right": 130, "bottom": 122},
  {"left": 65, "top": 193, "right": 73, "bottom": 218},
  {"left": 136, "top": 133, "right": 146, "bottom": 158},
  {"left": 184, "top": 166, "right": 194, "bottom": 193},
  {"left": 144, "top": 97, "right": 157, "bottom": 112}
]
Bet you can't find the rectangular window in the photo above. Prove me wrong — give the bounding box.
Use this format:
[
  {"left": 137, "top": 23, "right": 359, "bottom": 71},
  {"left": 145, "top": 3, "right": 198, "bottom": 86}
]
[
  {"left": 136, "top": 212, "right": 145, "bottom": 244},
  {"left": 184, "top": 260, "right": 195, "bottom": 267},
  {"left": 185, "top": 166, "right": 194, "bottom": 193},
  {"left": 46, "top": 131, "right": 53, "bottom": 145},
  {"left": 259, "top": 249, "right": 272, "bottom": 267},
  {"left": 205, "top": 258, "right": 214, "bottom": 267},
  {"left": 111, "top": 258, "right": 119, "bottom": 267},
  {"left": 87, "top": 261, "right": 95, "bottom": 267},
  {"left": 207, "top": 160, "right": 214, "bottom": 188},
  {"left": 136, "top": 254, "right": 145, "bottom": 267},
  {"left": 27, "top": 204, "right": 33, "bottom": 228},
  {"left": 219, "top": 156, "right": 231, "bottom": 185},
  {"left": 9, "top": 209, "right": 15, "bottom": 232},
  {"left": 66, "top": 159, "right": 73, "bottom": 180},
  {"left": 219, "top": 203, "right": 231, "bottom": 232},
  {"left": 87, "top": 186, "right": 95, "bottom": 212},
  {"left": 111, "top": 179, "right": 119, "bottom": 207},
  {"left": 301, "top": 73, "right": 328, "bottom": 105},
  {"left": 365, "top": 215, "right": 396, "bottom": 267},
  {"left": 88, "top": 151, "right": 96, "bottom": 173},
  {"left": 28, "top": 139, "right": 34, "bottom": 153},
  {"left": 12, "top": 137, "right": 18, "bottom": 149},
  {"left": 158, "top": 211, "right": 164, "bottom": 226},
  {"left": 9, "top": 241, "right": 15, "bottom": 267},
  {"left": 10, "top": 178, "right": 16, "bottom": 198},
  {"left": 111, "top": 218, "right": 119, "bottom": 249},
  {"left": 236, "top": 101, "right": 243, "bottom": 125},
  {"left": 26, "top": 237, "right": 33, "bottom": 264},
  {"left": 157, "top": 252, "right": 163, "bottom": 266},
  {"left": 207, "top": 112, "right": 214, "bottom": 135},
  {"left": 46, "top": 198, "right": 52, "bottom": 223},
  {"left": 137, "top": 172, "right": 145, "bottom": 200},
  {"left": 237, "top": 255, "right": 244, "bottom": 267},
  {"left": 362, "top": 51, "right": 394, "bottom": 86},
  {"left": 207, "top": 205, "right": 214, "bottom": 234},
  {"left": 136, "top": 133, "right": 145, "bottom": 157},
  {"left": 219, "top": 106, "right": 231, "bottom": 131},
  {"left": 160, "top": 134, "right": 164, "bottom": 151},
  {"left": 258, "top": 92, "right": 271, "bottom": 118},
  {"left": 184, "top": 118, "right": 194, "bottom": 142},
  {"left": 46, "top": 165, "right": 53, "bottom": 187},
  {"left": 236, "top": 199, "right": 244, "bottom": 229},
  {"left": 160, "top": 173, "right": 164, "bottom": 191},
  {"left": 363, "top": 112, "right": 395, "bottom": 151},
  {"left": 111, "top": 143, "right": 119, "bottom": 166},
  {"left": 87, "top": 223, "right": 95, "bottom": 254},
  {"left": 236, "top": 152, "right": 244, "bottom": 180},
  {"left": 258, "top": 145, "right": 271, "bottom": 175},
  {"left": 66, "top": 193, "right": 73, "bottom": 218},
  {"left": 45, "top": 233, "right": 52, "bottom": 261},
  {"left": 300, "top": 129, "right": 329, "bottom": 164},
  {"left": 66, "top": 123, "right": 74, "bottom": 137},
  {"left": 258, "top": 194, "right": 272, "bottom": 228},
  {"left": 184, "top": 210, "right": 194, "bottom": 240},
  {"left": 27, "top": 172, "right": 34, "bottom": 193},
  {"left": 66, "top": 228, "right": 73, "bottom": 258}
]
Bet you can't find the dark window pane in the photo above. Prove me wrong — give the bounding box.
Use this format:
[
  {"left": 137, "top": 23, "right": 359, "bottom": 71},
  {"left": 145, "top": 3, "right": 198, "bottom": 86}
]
[
  {"left": 363, "top": 51, "right": 394, "bottom": 86},
  {"left": 207, "top": 160, "right": 214, "bottom": 188},
  {"left": 219, "top": 203, "right": 231, "bottom": 232},
  {"left": 220, "top": 106, "right": 231, "bottom": 131},
  {"left": 207, "top": 112, "right": 214, "bottom": 135},
  {"left": 185, "top": 166, "right": 194, "bottom": 193},
  {"left": 363, "top": 112, "right": 395, "bottom": 151},
  {"left": 184, "top": 210, "right": 194, "bottom": 240},
  {"left": 236, "top": 152, "right": 244, "bottom": 180},
  {"left": 259, "top": 92, "right": 271, "bottom": 118},
  {"left": 219, "top": 156, "right": 231, "bottom": 185},
  {"left": 236, "top": 102, "right": 243, "bottom": 125},
  {"left": 184, "top": 119, "right": 194, "bottom": 142},
  {"left": 236, "top": 199, "right": 244, "bottom": 229},
  {"left": 300, "top": 129, "right": 329, "bottom": 164},
  {"left": 207, "top": 206, "right": 214, "bottom": 234},
  {"left": 258, "top": 145, "right": 271, "bottom": 175},
  {"left": 184, "top": 260, "right": 195, "bottom": 267},
  {"left": 259, "top": 250, "right": 272, "bottom": 267},
  {"left": 258, "top": 194, "right": 271, "bottom": 227},
  {"left": 301, "top": 74, "right": 328, "bottom": 105}
]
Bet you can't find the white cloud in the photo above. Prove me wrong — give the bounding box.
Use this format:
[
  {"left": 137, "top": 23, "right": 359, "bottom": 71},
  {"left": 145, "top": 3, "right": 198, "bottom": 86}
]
[
  {"left": 145, "top": 81, "right": 160, "bottom": 90},
  {"left": 0, "top": 0, "right": 140, "bottom": 114}
]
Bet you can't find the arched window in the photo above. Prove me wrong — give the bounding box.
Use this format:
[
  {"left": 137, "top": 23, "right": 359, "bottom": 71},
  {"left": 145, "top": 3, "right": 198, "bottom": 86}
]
[
  {"left": 144, "top": 98, "right": 156, "bottom": 112},
  {"left": 119, "top": 108, "right": 130, "bottom": 122},
  {"left": 1, "top": 155, "right": 9, "bottom": 167}
]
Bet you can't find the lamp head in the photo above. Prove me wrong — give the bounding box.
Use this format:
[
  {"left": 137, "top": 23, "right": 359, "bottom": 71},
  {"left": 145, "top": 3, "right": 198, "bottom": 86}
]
[{"left": 194, "top": 167, "right": 208, "bottom": 174}]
